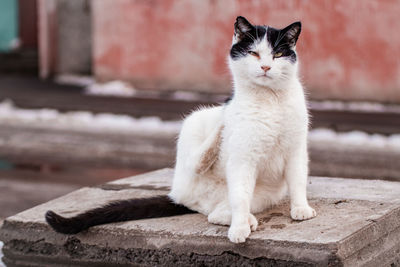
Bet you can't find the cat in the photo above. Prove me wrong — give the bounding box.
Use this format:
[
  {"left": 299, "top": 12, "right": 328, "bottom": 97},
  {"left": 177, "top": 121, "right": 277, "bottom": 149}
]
[{"left": 46, "top": 16, "right": 316, "bottom": 243}]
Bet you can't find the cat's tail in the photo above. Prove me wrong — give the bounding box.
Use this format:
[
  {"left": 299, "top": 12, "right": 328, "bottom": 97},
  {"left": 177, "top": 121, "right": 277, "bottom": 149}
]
[{"left": 45, "top": 195, "right": 196, "bottom": 234}]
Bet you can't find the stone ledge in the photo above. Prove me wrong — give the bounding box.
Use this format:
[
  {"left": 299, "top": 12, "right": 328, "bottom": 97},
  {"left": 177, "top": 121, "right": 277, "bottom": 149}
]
[
  {"left": 1, "top": 168, "right": 400, "bottom": 266},
  {"left": 2, "top": 124, "right": 400, "bottom": 181}
]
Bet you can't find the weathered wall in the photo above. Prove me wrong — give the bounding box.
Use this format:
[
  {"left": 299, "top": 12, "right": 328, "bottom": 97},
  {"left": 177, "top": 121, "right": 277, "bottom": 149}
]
[
  {"left": 92, "top": 0, "right": 400, "bottom": 102},
  {"left": 57, "top": 0, "right": 91, "bottom": 74}
]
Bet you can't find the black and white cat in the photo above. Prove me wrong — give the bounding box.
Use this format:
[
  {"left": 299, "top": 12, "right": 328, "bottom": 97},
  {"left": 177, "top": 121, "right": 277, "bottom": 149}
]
[{"left": 46, "top": 16, "right": 316, "bottom": 243}]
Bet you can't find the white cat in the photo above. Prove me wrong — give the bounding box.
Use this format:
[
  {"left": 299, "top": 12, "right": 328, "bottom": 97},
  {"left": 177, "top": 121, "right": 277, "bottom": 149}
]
[
  {"left": 169, "top": 16, "right": 316, "bottom": 243},
  {"left": 45, "top": 16, "right": 316, "bottom": 244}
]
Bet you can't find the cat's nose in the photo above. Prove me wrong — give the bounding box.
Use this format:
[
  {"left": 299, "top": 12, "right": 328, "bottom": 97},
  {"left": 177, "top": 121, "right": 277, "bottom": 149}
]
[{"left": 261, "top": 65, "right": 271, "bottom": 72}]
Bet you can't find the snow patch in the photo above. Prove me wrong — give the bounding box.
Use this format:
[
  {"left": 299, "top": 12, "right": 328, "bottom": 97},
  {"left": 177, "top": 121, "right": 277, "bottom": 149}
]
[
  {"left": 309, "top": 128, "right": 400, "bottom": 150},
  {"left": 55, "top": 74, "right": 95, "bottom": 87},
  {"left": 85, "top": 81, "right": 137, "bottom": 97},
  {"left": 0, "top": 100, "right": 182, "bottom": 137},
  {"left": 171, "top": 91, "right": 205, "bottom": 101},
  {"left": 310, "top": 100, "right": 400, "bottom": 113},
  {"left": 1, "top": 100, "right": 400, "bottom": 151}
]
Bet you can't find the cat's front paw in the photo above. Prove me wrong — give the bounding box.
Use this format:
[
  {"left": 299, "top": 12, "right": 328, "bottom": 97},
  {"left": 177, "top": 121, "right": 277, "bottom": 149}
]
[
  {"left": 227, "top": 214, "right": 258, "bottom": 243},
  {"left": 228, "top": 223, "right": 251, "bottom": 243},
  {"left": 291, "top": 206, "right": 316, "bottom": 221}
]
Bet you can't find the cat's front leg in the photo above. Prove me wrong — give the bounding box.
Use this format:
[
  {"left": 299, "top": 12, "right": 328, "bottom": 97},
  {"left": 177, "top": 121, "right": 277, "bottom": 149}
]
[
  {"left": 226, "top": 159, "right": 258, "bottom": 243},
  {"left": 285, "top": 140, "right": 316, "bottom": 220}
]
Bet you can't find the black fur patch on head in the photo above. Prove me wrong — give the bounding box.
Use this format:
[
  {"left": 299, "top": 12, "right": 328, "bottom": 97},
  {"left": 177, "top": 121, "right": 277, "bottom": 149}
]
[
  {"left": 267, "top": 22, "right": 301, "bottom": 63},
  {"left": 230, "top": 17, "right": 266, "bottom": 60},
  {"left": 230, "top": 17, "right": 301, "bottom": 63}
]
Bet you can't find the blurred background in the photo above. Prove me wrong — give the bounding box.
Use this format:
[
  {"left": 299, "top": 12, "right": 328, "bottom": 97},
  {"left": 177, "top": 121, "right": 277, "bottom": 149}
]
[{"left": 0, "top": 0, "right": 400, "bottom": 223}]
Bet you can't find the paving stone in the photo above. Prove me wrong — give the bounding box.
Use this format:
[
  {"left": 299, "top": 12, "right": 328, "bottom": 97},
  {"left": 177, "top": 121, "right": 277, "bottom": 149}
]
[
  {"left": 0, "top": 178, "right": 79, "bottom": 219},
  {"left": 1, "top": 168, "right": 399, "bottom": 266}
]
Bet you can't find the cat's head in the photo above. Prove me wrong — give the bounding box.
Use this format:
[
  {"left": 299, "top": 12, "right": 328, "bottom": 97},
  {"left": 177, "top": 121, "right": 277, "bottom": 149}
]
[{"left": 229, "top": 16, "right": 301, "bottom": 90}]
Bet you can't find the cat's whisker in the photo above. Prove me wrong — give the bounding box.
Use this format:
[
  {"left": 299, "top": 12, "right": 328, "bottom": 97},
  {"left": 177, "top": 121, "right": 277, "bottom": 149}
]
[
  {"left": 274, "top": 30, "right": 287, "bottom": 48},
  {"left": 244, "top": 31, "right": 257, "bottom": 42}
]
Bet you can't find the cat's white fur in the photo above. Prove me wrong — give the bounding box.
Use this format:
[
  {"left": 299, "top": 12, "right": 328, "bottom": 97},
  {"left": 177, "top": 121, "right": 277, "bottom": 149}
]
[{"left": 169, "top": 23, "right": 316, "bottom": 243}]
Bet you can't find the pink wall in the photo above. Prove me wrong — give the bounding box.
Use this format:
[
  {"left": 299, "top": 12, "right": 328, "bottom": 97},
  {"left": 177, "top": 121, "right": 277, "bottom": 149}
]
[{"left": 92, "top": 0, "right": 400, "bottom": 102}]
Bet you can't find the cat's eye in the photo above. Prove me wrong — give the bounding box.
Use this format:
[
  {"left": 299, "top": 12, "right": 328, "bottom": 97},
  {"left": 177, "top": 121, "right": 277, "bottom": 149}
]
[
  {"left": 274, "top": 52, "right": 283, "bottom": 58},
  {"left": 248, "top": 51, "right": 260, "bottom": 58}
]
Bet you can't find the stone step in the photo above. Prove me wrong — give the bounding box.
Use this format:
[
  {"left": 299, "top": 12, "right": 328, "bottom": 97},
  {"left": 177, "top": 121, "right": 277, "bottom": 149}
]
[
  {"left": 1, "top": 168, "right": 400, "bottom": 266},
  {"left": 1, "top": 124, "right": 400, "bottom": 182}
]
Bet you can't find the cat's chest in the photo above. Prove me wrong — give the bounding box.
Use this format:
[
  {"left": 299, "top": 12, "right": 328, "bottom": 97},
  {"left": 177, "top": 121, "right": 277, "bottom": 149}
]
[
  {"left": 226, "top": 102, "right": 296, "bottom": 131},
  {"left": 223, "top": 101, "right": 306, "bottom": 150}
]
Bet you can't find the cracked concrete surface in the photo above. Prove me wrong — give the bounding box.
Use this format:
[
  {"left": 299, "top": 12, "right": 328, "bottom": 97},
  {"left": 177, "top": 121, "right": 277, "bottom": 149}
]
[{"left": 1, "top": 168, "right": 400, "bottom": 266}]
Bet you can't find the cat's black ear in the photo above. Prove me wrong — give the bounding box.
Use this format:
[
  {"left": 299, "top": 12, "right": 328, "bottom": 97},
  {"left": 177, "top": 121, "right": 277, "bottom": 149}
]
[
  {"left": 234, "top": 16, "right": 254, "bottom": 40},
  {"left": 282, "top": 21, "right": 301, "bottom": 47}
]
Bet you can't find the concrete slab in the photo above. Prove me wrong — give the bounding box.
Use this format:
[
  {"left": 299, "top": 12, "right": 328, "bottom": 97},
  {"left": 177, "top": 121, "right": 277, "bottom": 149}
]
[
  {"left": 1, "top": 168, "right": 400, "bottom": 266},
  {"left": 0, "top": 178, "right": 79, "bottom": 220}
]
